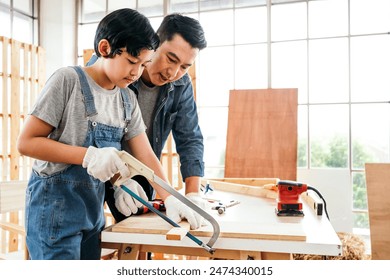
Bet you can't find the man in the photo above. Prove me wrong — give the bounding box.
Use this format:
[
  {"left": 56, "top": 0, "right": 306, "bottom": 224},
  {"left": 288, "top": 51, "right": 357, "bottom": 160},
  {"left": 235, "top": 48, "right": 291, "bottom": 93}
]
[{"left": 88, "top": 13, "right": 207, "bottom": 224}]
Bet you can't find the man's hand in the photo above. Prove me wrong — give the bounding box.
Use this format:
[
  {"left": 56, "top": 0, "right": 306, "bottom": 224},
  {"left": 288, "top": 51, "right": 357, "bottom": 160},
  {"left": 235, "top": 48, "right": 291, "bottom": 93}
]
[
  {"left": 164, "top": 193, "right": 207, "bottom": 230},
  {"left": 82, "top": 146, "right": 130, "bottom": 182},
  {"left": 114, "top": 179, "right": 149, "bottom": 216}
]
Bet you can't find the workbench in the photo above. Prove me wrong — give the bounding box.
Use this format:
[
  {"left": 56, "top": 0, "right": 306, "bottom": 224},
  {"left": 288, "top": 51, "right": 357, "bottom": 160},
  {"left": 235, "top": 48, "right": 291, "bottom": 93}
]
[{"left": 101, "top": 181, "right": 342, "bottom": 260}]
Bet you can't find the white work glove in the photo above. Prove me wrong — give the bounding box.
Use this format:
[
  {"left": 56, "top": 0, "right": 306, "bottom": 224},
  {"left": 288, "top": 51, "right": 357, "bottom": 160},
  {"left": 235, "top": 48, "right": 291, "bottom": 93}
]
[
  {"left": 165, "top": 193, "right": 207, "bottom": 230},
  {"left": 82, "top": 146, "right": 130, "bottom": 182},
  {"left": 114, "top": 179, "right": 149, "bottom": 216}
]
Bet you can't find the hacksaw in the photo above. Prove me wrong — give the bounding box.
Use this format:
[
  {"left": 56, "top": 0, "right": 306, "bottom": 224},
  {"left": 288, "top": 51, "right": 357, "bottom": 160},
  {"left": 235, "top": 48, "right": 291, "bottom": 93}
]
[{"left": 114, "top": 150, "right": 220, "bottom": 253}]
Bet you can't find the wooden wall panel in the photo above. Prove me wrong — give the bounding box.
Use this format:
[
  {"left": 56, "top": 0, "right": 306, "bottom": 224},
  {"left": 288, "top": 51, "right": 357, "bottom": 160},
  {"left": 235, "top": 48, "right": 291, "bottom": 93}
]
[
  {"left": 225, "top": 89, "right": 298, "bottom": 180},
  {"left": 0, "top": 36, "right": 45, "bottom": 181},
  {"left": 365, "top": 163, "right": 390, "bottom": 260},
  {"left": 0, "top": 37, "right": 45, "bottom": 257}
]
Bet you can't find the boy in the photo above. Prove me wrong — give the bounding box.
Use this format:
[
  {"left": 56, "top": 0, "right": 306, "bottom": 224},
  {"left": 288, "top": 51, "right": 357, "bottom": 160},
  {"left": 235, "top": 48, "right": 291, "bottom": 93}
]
[
  {"left": 88, "top": 14, "right": 208, "bottom": 228},
  {"left": 17, "top": 8, "right": 195, "bottom": 260}
]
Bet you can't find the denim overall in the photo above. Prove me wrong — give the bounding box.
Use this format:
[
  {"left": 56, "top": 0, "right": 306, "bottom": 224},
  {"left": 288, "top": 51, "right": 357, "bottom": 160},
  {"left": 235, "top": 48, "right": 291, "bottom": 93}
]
[{"left": 25, "top": 66, "right": 131, "bottom": 259}]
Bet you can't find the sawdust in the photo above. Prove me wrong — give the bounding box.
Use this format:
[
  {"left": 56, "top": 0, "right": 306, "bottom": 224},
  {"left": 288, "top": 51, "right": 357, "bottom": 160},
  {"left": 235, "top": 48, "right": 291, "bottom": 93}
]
[{"left": 293, "top": 232, "right": 371, "bottom": 260}]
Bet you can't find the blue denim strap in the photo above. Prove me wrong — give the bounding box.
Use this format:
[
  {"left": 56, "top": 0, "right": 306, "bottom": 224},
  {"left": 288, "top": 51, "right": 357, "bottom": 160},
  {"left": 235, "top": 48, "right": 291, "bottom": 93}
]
[
  {"left": 72, "top": 66, "right": 97, "bottom": 117},
  {"left": 120, "top": 88, "right": 132, "bottom": 127}
]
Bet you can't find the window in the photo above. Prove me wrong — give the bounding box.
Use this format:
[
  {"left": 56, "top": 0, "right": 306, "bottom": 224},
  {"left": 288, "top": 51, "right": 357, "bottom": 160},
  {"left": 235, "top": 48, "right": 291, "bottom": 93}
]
[
  {"left": 0, "top": 0, "right": 38, "bottom": 44},
  {"left": 78, "top": 0, "right": 390, "bottom": 240}
]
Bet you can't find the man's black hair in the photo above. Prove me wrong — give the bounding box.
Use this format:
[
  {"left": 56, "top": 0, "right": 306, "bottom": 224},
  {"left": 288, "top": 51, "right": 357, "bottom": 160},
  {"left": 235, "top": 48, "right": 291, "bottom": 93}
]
[
  {"left": 94, "top": 8, "right": 160, "bottom": 58},
  {"left": 157, "top": 13, "right": 207, "bottom": 50}
]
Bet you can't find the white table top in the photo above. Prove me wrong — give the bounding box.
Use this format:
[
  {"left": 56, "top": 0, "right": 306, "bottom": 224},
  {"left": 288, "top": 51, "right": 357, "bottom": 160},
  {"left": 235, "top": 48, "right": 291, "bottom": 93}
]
[{"left": 102, "top": 188, "right": 342, "bottom": 257}]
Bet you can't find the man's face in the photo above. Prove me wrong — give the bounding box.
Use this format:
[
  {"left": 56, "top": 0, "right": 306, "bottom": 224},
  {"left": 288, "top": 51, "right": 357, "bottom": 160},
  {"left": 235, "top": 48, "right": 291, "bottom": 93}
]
[{"left": 142, "top": 34, "right": 199, "bottom": 86}]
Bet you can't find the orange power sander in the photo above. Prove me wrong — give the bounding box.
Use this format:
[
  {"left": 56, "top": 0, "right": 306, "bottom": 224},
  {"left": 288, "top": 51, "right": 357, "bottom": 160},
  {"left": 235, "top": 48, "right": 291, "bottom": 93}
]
[{"left": 276, "top": 180, "right": 308, "bottom": 217}]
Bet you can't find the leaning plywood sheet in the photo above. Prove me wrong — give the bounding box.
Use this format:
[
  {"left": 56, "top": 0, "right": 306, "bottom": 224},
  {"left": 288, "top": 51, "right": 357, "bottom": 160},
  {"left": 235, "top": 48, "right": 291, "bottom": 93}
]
[
  {"left": 112, "top": 189, "right": 306, "bottom": 242},
  {"left": 225, "top": 89, "right": 298, "bottom": 180},
  {"left": 365, "top": 163, "right": 390, "bottom": 260}
]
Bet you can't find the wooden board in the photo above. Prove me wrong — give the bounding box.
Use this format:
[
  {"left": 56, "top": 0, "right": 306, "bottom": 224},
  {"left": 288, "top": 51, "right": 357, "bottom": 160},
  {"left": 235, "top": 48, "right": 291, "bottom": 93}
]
[
  {"left": 201, "top": 178, "right": 278, "bottom": 199},
  {"left": 365, "top": 163, "right": 390, "bottom": 260},
  {"left": 112, "top": 189, "right": 306, "bottom": 242},
  {"left": 225, "top": 89, "right": 298, "bottom": 180},
  {"left": 203, "top": 177, "right": 279, "bottom": 186}
]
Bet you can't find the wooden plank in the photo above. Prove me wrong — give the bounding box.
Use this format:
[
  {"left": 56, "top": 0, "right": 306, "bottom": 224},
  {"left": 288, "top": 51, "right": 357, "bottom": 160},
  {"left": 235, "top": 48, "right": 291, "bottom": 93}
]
[
  {"left": 112, "top": 189, "right": 306, "bottom": 242},
  {"left": 23, "top": 43, "right": 29, "bottom": 114},
  {"left": 301, "top": 190, "right": 323, "bottom": 216},
  {"left": 112, "top": 215, "right": 306, "bottom": 241},
  {"left": 30, "top": 45, "right": 36, "bottom": 108},
  {"left": 1, "top": 37, "right": 9, "bottom": 180},
  {"left": 10, "top": 39, "right": 21, "bottom": 180},
  {"left": 22, "top": 44, "right": 29, "bottom": 178},
  {"left": 203, "top": 177, "right": 279, "bottom": 186},
  {"left": 365, "top": 163, "right": 390, "bottom": 260},
  {"left": 201, "top": 179, "right": 278, "bottom": 199},
  {"left": 166, "top": 227, "right": 189, "bottom": 241},
  {"left": 225, "top": 89, "right": 298, "bottom": 180},
  {"left": 37, "top": 46, "right": 46, "bottom": 94}
]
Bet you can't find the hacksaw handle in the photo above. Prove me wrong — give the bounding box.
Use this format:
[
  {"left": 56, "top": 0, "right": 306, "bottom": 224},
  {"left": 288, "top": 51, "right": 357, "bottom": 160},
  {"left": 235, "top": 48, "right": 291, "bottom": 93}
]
[{"left": 115, "top": 150, "right": 155, "bottom": 184}]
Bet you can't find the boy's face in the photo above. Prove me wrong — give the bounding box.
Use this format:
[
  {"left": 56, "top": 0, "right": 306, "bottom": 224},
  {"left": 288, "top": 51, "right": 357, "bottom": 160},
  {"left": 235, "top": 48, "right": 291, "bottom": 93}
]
[
  {"left": 141, "top": 34, "right": 199, "bottom": 86},
  {"left": 103, "top": 47, "right": 154, "bottom": 89}
]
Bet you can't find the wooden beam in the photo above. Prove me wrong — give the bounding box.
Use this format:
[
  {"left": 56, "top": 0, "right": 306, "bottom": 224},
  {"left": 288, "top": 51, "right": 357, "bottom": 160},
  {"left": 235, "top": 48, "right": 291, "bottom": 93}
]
[{"left": 201, "top": 178, "right": 278, "bottom": 199}]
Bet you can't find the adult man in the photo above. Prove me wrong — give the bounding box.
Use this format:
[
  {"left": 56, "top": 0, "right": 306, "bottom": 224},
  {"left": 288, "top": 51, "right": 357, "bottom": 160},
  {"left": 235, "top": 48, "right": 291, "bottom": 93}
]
[{"left": 88, "top": 13, "right": 207, "bottom": 226}]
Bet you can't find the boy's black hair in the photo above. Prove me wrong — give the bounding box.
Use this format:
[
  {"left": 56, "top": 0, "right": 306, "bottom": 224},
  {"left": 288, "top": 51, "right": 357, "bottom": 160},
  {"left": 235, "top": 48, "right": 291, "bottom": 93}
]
[
  {"left": 94, "top": 8, "right": 160, "bottom": 58},
  {"left": 157, "top": 13, "right": 207, "bottom": 50}
]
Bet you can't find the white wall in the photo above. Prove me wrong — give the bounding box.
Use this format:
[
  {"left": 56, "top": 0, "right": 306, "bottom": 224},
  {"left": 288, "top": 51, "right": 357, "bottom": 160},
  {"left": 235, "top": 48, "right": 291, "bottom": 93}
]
[
  {"left": 297, "top": 168, "right": 353, "bottom": 233},
  {"left": 40, "top": 0, "right": 77, "bottom": 79}
]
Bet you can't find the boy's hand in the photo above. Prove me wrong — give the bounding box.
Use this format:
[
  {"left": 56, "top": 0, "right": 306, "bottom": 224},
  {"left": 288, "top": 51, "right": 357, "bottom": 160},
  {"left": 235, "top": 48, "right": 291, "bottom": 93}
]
[
  {"left": 164, "top": 193, "right": 207, "bottom": 230},
  {"left": 114, "top": 179, "right": 148, "bottom": 216},
  {"left": 82, "top": 146, "right": 130, "bottom": 182}
]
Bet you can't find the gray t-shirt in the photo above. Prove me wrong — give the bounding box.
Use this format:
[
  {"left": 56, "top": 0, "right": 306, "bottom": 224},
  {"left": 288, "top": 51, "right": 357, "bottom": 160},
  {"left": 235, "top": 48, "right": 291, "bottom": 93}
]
[
  {"left": 137, "top": 78, "right": 159, "bottom": 142},
  {"left": 30, "top": 66, "right": 145, "bottom": 176}
]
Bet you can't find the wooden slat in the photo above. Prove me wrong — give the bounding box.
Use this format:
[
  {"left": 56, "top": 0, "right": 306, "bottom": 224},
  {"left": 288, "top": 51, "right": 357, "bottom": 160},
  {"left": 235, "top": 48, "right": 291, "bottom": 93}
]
[
  {"left": 23, "top": 43, "right": 29, "bottom": 114},
  {"left": 201, "top": 178, "right": 278, "bottom": 199},
  {"left": 10, "top": 39, "right": 21, "bottom": 180},
  {"left": 22, "top": 44, "right": 29, "bottom": 178},
  {"left": 0, "top": 221, "right": 25, "bottom": 235},
  {"left": 37, "top": 46, "right": 46, "bottom": 91},
  {"left": 202, "top": 177, "right": 279, "bottom": 186},
  {"left": 30, "top": 44, "right": 37, "bottom": 108},
  {"left": 1, "top": 37, "right": 9, "bottom": 180}
]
